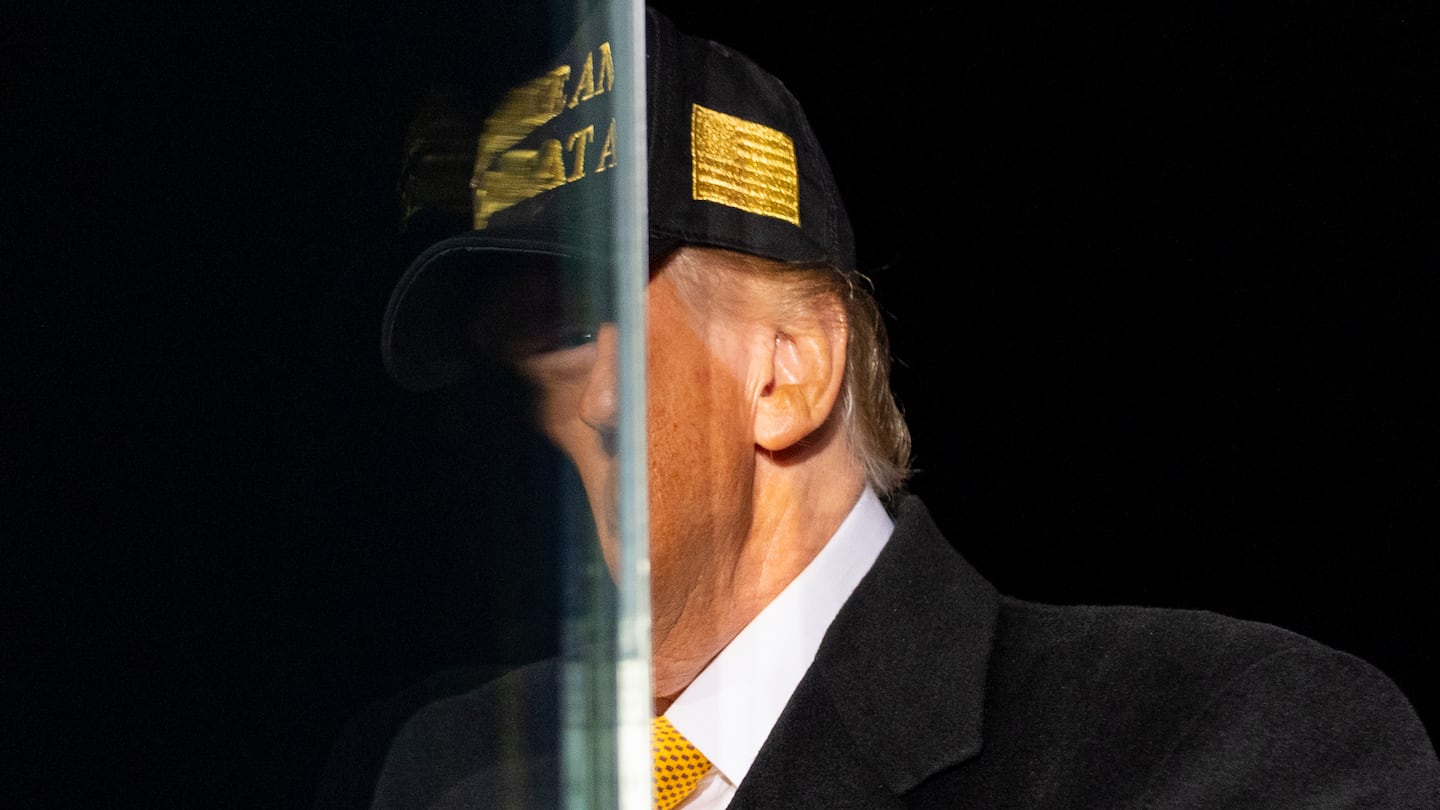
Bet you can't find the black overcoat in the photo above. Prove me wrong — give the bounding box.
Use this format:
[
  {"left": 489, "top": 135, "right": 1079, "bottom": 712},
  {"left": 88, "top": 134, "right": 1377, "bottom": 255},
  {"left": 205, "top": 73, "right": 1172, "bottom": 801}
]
[{"left": 371, "top": 495, "right": 1440, "bottom": 808}]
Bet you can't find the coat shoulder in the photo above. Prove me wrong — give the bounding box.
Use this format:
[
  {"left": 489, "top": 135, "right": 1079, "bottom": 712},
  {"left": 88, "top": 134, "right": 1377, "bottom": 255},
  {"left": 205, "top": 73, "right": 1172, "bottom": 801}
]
[
  {"left": 368, "top": 660, "right": 560, "bottom": 810},
  {"left": 968, "top": 596, "right": 1440, "bottom": 807},
  {"left": 995, "top": 595, "right": 1326, "bottom": 689}
]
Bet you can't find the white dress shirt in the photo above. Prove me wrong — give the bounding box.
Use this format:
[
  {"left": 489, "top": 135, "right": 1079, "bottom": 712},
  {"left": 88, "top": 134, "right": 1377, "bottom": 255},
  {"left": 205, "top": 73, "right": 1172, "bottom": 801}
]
[{"left": 663, "top": 488, "right": 895, "bottom": 808}]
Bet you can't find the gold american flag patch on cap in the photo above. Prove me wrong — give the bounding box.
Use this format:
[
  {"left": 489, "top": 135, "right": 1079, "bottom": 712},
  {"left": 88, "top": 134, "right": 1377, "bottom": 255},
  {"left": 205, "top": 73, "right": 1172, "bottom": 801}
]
[{"left": 690, "top": 103, "right": 800, "bottom": 226}]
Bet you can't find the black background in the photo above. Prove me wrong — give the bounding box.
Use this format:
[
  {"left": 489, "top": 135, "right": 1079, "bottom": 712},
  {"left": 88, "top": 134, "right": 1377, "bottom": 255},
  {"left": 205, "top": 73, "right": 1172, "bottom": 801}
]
[{"left": 6, "top": 1, "right": 1437, "bottom": 807}]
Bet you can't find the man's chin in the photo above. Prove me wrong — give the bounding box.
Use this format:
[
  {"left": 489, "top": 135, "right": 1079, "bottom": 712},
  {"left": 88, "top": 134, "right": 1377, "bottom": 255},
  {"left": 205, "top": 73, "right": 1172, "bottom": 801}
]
[
  {"left": 597, "top": 526, "right": 621, "bottom": 582},
  {"left": 591, "top": 496, "right": 622, "bottom": 582}
]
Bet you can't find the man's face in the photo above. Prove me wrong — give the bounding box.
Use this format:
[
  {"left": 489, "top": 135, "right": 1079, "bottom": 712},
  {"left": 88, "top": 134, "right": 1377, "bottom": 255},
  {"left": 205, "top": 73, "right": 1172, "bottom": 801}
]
[{"left": 515, "top": 247, "right": 762, "bottom": 624}]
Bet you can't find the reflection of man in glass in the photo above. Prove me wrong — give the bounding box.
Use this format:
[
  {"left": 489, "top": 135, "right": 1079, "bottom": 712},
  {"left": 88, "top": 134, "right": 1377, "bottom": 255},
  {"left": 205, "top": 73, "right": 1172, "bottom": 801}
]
[{"left": 372, "top": 6, "right": 1440, "bottom": 809}]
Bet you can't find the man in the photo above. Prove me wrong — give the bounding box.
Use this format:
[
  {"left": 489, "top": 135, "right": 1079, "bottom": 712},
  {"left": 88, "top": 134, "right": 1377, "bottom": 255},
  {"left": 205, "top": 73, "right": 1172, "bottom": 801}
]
[{"left": 371, "top": 6, "right": 1440, "bottom": 808}]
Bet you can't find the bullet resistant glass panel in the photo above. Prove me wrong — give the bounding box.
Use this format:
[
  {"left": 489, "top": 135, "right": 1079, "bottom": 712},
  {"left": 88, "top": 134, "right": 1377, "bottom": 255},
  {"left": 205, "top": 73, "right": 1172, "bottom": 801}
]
[{"left": 376, "top": 0, "right": 648, "bottom": 807}]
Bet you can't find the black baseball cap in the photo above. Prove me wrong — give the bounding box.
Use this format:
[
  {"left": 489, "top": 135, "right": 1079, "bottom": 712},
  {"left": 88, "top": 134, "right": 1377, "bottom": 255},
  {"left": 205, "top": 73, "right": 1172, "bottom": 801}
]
[{"left": 383, "top": 5, "right": 855, "bottom": 392}]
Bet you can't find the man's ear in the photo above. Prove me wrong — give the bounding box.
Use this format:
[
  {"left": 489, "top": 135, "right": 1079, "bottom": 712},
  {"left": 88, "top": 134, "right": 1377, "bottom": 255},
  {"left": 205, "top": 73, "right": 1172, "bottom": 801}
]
[{"left": 753, "top": 294, "right": 848, "bottom": 453}]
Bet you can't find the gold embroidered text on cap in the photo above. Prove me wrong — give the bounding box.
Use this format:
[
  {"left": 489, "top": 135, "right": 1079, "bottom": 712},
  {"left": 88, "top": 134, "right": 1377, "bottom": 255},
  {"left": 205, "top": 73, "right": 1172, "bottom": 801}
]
[
  {"left": 690, "top": 103, "right": 800, "bottom": 226},
  {"left": 470, "top": 42, "right": 617, "bottom": 228}
]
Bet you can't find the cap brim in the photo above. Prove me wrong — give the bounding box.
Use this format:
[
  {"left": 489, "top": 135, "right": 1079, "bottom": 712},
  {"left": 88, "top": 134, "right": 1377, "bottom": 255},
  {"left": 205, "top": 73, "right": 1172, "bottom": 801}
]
[{"left": 382, "top": 227, "right": 614, "bottom": 392}]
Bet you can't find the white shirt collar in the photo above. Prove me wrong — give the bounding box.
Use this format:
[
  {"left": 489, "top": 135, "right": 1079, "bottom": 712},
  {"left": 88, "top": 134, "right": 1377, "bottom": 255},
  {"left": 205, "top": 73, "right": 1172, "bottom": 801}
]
[{"left": 664, "top": 487, "right": 894, "bottom": 788}]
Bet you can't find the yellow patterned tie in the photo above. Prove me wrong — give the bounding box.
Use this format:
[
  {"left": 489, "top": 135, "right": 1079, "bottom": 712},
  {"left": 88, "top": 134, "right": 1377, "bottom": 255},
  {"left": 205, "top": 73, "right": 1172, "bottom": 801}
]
[{"left": 652, "top": 714, "right": 712, "bottom": 809}]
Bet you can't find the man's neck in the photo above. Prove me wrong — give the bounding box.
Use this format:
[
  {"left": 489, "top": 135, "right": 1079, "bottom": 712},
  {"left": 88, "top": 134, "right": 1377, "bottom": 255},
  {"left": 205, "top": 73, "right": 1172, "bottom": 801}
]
[{"left": 650, "top": 453, "right": 865, "bottom": 710}]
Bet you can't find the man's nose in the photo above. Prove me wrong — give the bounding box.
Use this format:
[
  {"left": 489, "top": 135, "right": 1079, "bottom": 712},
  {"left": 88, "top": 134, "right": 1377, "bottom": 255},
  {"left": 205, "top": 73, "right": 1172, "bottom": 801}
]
[{"left": 578, "top": 323, "right": 620, "bottom": 435}]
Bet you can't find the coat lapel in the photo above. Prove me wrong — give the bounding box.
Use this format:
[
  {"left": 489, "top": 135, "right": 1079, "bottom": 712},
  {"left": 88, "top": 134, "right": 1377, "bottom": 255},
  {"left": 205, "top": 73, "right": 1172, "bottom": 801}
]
[{"left": 731, "top": 495, "right": 999, "bottom": 806}]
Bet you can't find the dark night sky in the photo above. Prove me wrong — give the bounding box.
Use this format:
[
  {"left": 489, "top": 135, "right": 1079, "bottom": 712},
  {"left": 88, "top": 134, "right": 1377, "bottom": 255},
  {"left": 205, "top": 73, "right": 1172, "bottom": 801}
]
[{"left": 5, "top": 1, "right": 1438, "bottom": 807}]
